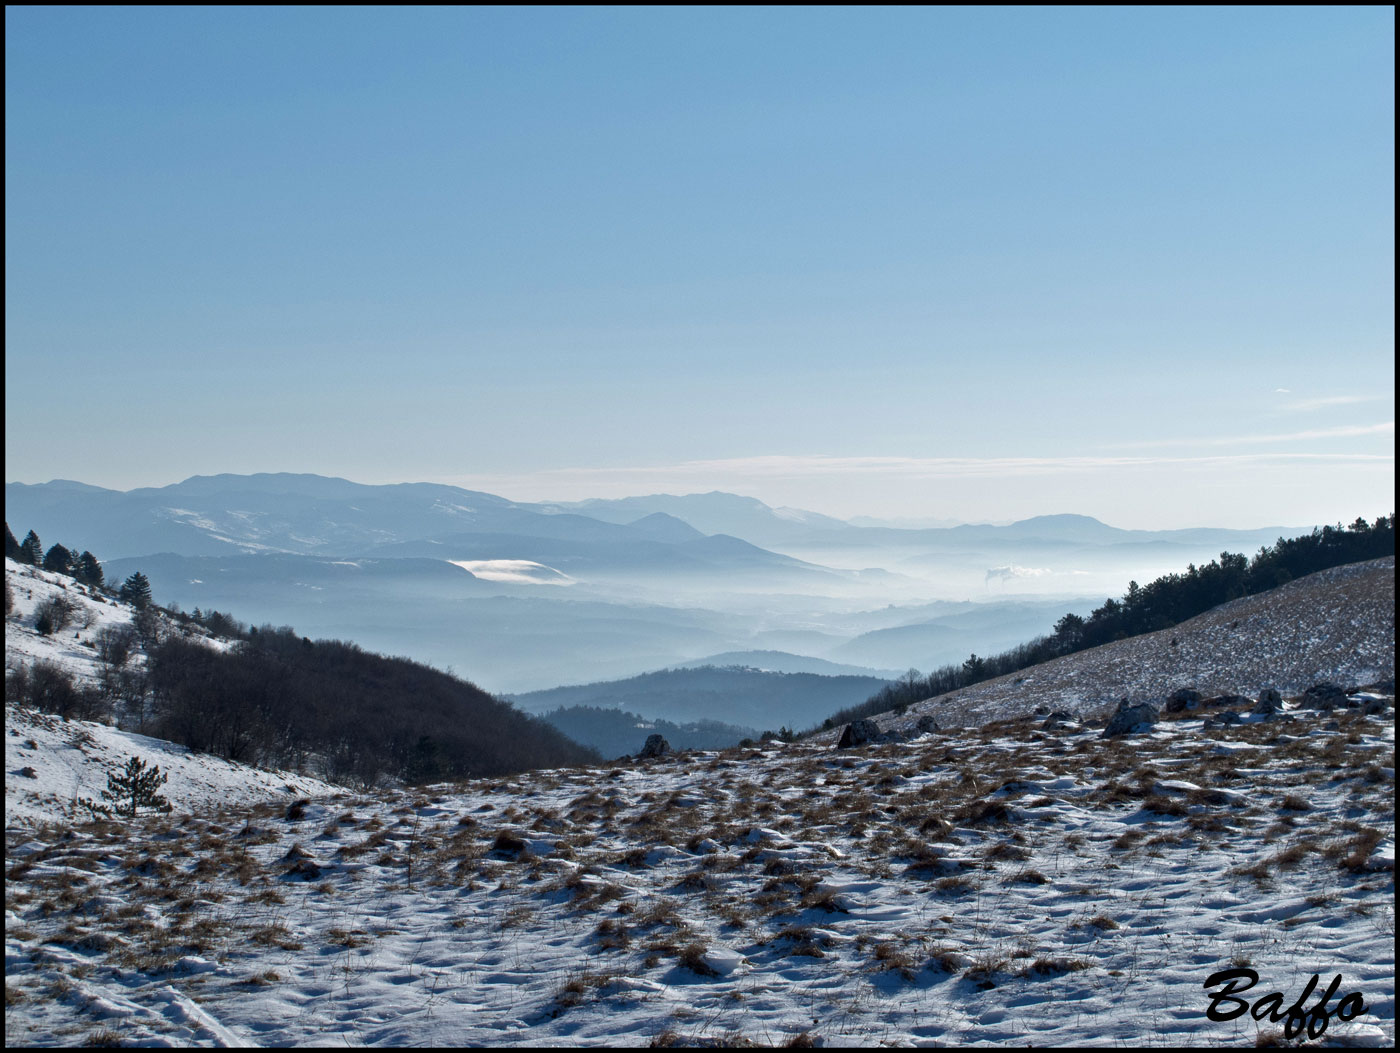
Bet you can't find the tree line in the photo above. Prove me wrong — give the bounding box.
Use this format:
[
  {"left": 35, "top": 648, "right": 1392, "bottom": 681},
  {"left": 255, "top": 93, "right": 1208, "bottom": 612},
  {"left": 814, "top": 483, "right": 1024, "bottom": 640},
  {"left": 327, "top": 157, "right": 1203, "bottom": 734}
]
[
  {"left": 818, "top": 515, "right": 1395, "bottom": 731},
  {"left": 6, "top": 522, "right": 154, "bottom": 613},
  {"left": 7, "top": 523, "right": 105, "bottom": 588}
]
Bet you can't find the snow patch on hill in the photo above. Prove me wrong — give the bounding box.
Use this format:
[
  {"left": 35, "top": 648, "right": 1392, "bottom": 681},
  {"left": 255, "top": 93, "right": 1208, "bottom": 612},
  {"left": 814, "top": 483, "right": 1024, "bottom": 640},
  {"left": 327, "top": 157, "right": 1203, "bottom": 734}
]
[{"left": 6, "top": 705, "right": 342, "bottom": 828}]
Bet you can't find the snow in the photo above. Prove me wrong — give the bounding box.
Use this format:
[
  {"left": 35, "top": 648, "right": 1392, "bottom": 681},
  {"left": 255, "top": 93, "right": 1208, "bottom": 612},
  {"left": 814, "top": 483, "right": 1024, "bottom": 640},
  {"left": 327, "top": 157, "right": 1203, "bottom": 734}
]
[
  {"left": 5, "top": 699, "right": 1393, "bottom": 1046},
  {"left": 5, "top": 555, "right": 1393, "bottom": 1046},
  {"left": 5, "top": 704, "right": 343, "bottom": 829}
]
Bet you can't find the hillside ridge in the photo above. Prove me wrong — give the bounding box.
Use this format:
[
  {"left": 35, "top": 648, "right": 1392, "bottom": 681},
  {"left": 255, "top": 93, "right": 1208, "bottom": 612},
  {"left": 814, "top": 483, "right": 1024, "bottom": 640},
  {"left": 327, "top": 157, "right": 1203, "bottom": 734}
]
[{"left": 862, "top": 556, "right": 1394, "bottom": 738}]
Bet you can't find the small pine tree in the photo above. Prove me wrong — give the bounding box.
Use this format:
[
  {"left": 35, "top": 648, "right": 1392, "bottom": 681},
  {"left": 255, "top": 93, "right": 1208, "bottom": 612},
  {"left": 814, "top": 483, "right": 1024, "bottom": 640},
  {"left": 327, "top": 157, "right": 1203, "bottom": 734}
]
[
  {"left": 76, "top": 551, "right": 104, "bottom": 588},
  {"left": 20, "top": 530, "right": 43, "bottom": 566},
  {"left": 119, "top": 571, "right": 152, "bottom": 609},
  {"left": 42, "top": 543, "right": 74, "bottom": 575},
  {"left": 99, "top": 755, "right": 172, "bottom": 818},
  {"left": 5, "top": 523, "right": 21, "bottom": 562}
]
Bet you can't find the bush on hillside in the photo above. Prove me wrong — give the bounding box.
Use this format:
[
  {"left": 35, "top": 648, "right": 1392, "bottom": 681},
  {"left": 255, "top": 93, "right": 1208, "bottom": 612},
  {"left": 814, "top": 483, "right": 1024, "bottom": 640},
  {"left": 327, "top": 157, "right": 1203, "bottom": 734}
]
[
  {"left": 34, "top": 594, "right": 78, "bottom": 637},
  {"left": 6, "top": 660, "right": 106, "bottom": 721}
]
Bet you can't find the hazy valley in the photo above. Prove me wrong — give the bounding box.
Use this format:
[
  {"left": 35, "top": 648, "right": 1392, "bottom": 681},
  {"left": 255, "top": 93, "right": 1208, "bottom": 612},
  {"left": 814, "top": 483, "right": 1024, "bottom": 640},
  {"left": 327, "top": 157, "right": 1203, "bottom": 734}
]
[{"left": 5, "top": 475, "right": 1308, "bottom": 696}]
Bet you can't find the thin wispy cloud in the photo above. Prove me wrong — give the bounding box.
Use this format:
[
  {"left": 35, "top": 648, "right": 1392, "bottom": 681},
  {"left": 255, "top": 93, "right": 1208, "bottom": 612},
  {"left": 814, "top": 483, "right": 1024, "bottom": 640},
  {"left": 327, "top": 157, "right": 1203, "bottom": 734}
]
[
  {"left": 1104, "top": 422, "right": 1394, "bottom": 450},
  {"left": 1278, "top": 394, "right": 1387, "bottom": 413},
  {"left": 449, "top": 449, "right": 1394, "bottom": 495}
]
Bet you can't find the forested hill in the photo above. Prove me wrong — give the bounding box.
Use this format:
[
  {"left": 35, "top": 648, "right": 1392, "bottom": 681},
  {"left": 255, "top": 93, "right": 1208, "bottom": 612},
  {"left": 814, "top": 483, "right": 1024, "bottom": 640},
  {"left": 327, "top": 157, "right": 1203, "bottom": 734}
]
[
  {"left": 145, "top": 631, "right": 601, "bottom": 785},
  {"left": 5, "top": 553, "right": 600, "bottom": 787},
  {"left": 509, "top": 665, "right": 893, "bottom": 733}
]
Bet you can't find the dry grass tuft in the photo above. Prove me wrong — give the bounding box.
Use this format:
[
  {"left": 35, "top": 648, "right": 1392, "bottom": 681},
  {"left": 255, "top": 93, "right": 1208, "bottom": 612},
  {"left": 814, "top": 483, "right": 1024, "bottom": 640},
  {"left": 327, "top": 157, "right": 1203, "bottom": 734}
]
[{"left": 677, "top": 941, "right": 718, "bottom": 976}]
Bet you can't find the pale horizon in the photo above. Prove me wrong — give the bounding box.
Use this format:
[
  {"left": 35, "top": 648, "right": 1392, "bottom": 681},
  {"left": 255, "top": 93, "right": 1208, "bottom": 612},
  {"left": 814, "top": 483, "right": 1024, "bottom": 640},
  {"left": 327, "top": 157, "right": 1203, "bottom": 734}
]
[{"left": 5, "top": 457, "right": 1388, "bottom": 534}]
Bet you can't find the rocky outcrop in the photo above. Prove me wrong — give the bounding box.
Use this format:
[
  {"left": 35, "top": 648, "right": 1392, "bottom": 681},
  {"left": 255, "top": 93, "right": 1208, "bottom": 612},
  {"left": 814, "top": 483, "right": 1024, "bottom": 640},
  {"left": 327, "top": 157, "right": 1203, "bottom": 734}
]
[
  {"left": 1101, "top": 698, "right": 1158, "bottom": 738},
  {"left": 1165, "top": 688, "right": 1202, "bottom": 714},
  {"left": 638, "top": 734, "right": 671, "bottom": 759},
  {"left": 837, "top": 719, "right": 882, "bottom": 749},
  {"left": 1301, "top": 683, "right": 1349, "bottom": 711}
]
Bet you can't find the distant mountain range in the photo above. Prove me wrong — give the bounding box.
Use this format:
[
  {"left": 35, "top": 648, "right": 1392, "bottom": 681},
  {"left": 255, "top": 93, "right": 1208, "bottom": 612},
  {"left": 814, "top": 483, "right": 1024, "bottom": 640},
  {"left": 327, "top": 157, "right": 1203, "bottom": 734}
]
[
  {"left": 5, "top": 473, "right": 1317, "bottom": 694},
  {"left": 532, "top": 492, "right": 855, "bottom": 549},
  {"left": 7, "top": 475, "right": 865, "bottom": 585},
  {"left": 6, "top": 475, "right": 1307, "bottom": 564}
]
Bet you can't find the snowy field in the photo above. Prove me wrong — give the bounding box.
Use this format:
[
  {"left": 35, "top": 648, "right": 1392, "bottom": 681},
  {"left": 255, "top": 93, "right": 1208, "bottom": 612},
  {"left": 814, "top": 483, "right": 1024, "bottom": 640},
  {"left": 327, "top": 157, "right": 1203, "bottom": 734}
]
[{"left": 6, "top": 696, "right": 1393, "bottom": 1046}]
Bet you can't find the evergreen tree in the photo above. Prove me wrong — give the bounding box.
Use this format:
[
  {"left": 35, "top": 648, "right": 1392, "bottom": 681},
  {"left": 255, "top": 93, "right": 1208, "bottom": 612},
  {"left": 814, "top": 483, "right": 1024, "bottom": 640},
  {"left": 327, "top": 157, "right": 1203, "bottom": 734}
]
[
  {"left": 119, "top": 571, "right": 153, "bottom": 609},
  {"left": 20, "top": 530, "right": 43, "bottom": 566},
  {"left": 42, "top": 543, "right": 74, "bottom": 575},
  {"left": 4, "top": 523, "right": 21, "bottom": 562},
  {"left": 75, "top": 551, "right": 104, "bottom": 588},
  {"left": 99, "top": 755, "right": 172, "bottom": 818}
]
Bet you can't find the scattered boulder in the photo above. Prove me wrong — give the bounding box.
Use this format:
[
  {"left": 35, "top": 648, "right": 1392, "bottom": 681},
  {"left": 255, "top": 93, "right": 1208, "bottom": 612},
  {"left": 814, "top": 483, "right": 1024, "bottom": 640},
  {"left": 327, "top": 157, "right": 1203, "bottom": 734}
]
[
  {"left": 1362, "top": 697, "right": 1392, "bottom": 716},
  {"left": 837, "top": 719, "right": 882, "bottom": 749},
  {"left": 1101, "top": 698, "right": 1159, "bottom": 738},
  {"left": 1033, "top": 705, "right": 1049, "bottom": 716},
  {"left": 638, "top": 734, "right": 671, "bottom": 759},
  {"left": 1165, "top": 688, "right": 1202, "bottom": 714},
  {"left": 1253, "top": 688, "right": 1283, "bottom": 715},
  {"left": 1041, "top": 710, "right": 1076, "bottom": 730},
  {"left": 916, "top": 715, "right": 940, "bottom": 734},
  {"left": 1301, "top": 683, "right": 1349, "bottom": 711}
]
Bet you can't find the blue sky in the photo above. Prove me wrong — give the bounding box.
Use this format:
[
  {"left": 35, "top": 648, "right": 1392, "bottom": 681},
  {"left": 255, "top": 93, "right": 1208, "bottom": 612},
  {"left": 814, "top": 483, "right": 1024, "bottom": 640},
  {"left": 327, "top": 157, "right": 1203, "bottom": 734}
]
[{"left": 5, "top": 7, "right": 1393, "bottom": 528}]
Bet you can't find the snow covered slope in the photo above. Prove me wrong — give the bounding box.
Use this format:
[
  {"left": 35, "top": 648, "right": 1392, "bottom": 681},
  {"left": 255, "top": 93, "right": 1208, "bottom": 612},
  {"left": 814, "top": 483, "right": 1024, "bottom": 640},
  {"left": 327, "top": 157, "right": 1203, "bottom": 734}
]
[
  {"left": 5, "top": 705, "right": 343, "bottom": 828},
  {"left": 4, "top": 698, "right": 1393, "bottom": 1046},
  {"left": 875, "top": 556, "right": 1396, "bottom": 736},
  {"left": 5, "top": 557, "right": 235, "bottom": 689},
  {"left": 6, "top": 558, "right": 345, "bottom": 827}
]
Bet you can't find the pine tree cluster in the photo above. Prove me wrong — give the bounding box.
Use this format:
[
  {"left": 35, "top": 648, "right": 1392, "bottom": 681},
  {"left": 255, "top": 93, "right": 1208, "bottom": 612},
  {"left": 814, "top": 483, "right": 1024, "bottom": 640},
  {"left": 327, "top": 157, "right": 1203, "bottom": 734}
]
[{"left": 6, "top": 522, "right": 106, "bottom": 588}]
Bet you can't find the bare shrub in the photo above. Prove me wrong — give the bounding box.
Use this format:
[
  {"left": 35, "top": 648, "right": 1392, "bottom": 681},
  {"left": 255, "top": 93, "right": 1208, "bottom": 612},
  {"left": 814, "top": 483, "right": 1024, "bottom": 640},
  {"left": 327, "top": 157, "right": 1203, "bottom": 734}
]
[
  {"left": 35, "top": 595, "right": 77, "bottom": 635},
  {"left": 95, "top": 625, "right": 137, "bottom": 668}
]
